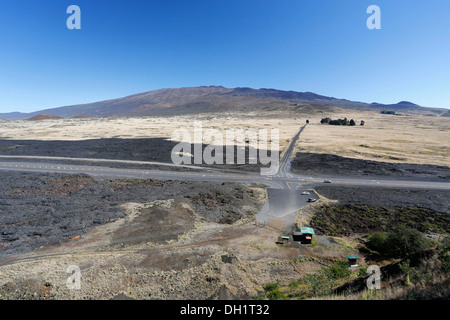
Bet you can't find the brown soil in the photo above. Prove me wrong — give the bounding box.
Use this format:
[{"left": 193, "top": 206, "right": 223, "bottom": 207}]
[{"left": 111, "top": 200, "right": 197, "bottom": 245}]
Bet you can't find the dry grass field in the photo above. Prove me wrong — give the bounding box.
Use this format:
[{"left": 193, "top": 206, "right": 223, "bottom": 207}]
[
  {"left": 0, "top": 111, "right": 302, "bottom": 155},
  {"left": 1, "top": 109, "right": 449, "bottom": 167},
  {"left": 296, "top": 109, "right": 450, "bottom": 167}
]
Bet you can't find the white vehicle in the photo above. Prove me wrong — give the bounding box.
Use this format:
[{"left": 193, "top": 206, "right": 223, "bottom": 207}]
[{"left": 301, "top": 191, "right": 310, "bottom": 195}]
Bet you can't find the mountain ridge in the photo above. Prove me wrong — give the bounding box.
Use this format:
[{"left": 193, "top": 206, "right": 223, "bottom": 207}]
[{"left": 0, "top": 86, "right": 447, "bottom": 120}]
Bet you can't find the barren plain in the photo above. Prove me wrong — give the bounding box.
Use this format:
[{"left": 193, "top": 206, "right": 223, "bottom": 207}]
[{"left": 0, "top": 109, "right": 449, "bottom": 300}]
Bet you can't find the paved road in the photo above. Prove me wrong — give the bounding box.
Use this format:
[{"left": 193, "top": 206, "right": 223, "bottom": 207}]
[
  {"left": 0, "top": 124, "right": 449, "bottom": 232},
  {"left": 1, "top": 160, "right": 448, "bottom": 190},
  {"left": 277, "top": 124, "right": 307, "bottom": 180}
]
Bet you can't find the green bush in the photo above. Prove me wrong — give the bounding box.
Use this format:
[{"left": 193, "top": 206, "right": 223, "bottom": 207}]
[
  {"left": 263, "top": 281, "right": 279, "bottom": 292},
  {"left": 366, "top": 225, "right": 432, "bottom": 258},
  {"left": 388, "top": 225, "right": 431, "bottom": 257},
  {"left": 266, "top": 289, "right": 289, "bottom": 300},
  {"left": 323, "top": 260, "right": 352, "bottom": 280},
  {"left": 303, "top": 273, "right": 333, "bottom": 297},
  {"left": 366, "top": 232, "right": 388, "bottom": 253}
]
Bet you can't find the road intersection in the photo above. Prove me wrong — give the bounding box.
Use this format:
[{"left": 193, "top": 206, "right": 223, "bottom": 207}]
[
  {"left": 0, "top": 125, "right": 448, "bottom": 231},
  {"left": 0, "top": 123, "right": 448, "bottom": 191}
]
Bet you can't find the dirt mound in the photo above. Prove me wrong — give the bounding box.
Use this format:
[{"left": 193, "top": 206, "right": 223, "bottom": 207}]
[
  {"left": 111, "top": 200, "right": 197, "bottom": 246},
  {"left": 25, "top": 114, "right": 64, "bottom": 121}
]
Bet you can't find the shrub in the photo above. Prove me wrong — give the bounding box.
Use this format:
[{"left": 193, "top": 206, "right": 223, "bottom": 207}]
[
  {"left": 366, "top": 225, "right": 432, "bottom": 258},
  {"left": 387, "top": 225, "right": 430, "bottom": 257},
  {"left": 266, "top": 289, "right": 289, "bottom": 300},
  {"left": 263, "top": 281, "right": 279, "bottom": 292},
  {"left": 303, "top": 273, "right": 333, "bottom": 297},
  {"left": 366, "top": 232, "right": 389, "bottom": 254},
  {"left": 323, "top": 260, "right": 352, "bottom": 280}
]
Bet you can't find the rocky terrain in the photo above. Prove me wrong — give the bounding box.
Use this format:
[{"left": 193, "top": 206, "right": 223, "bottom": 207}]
[
  {"left": 0, "top": 138, "right": 276, "bottom": 173},
  {"left": 0, "top": 171, "right": 264, "bottom": 259},
  {"left": 292, "top": 152, "right": 450, "bottom": 181},
  {"left": 0, "top": 168, "right": 448, "bottom": 300}
]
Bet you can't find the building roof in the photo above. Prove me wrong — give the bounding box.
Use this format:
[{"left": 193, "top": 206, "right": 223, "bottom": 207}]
[
  {"left": 347, "top": 255, "right": 360, "bottom": 260},
  {"left": 300, "top": 227, "right": 315, "bottom": 235}
]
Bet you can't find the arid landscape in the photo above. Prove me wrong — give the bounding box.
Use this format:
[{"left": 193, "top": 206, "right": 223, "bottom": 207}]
[
  {"left": 0, "top": 89, "right": 449, "bottom": 300},
  {"left": 2, "top": 2, "right": 449, "bottom": 315}
]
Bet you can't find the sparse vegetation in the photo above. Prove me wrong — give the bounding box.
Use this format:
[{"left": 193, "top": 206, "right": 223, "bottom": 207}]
[
  {"left": 260, "top": 260, "right": 358, "bottom": 299},
  {"left": 310, "top": 204, "right": 450, "bottom": 237},
  {"left": 381, "top": 110, "right": 400, "bottom": 115},
  {"left": 366, "top": 225, "right": 433, "bottom": 259},
  {"left": 320, "top": 117, "right": 358, "bottom": 126}
]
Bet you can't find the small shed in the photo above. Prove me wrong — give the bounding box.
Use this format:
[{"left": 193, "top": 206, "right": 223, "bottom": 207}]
[
  {"left": 300, "top": 227, "right": 315, "bottom": 244},
  {"left": 277, "top": 235, "right": 290, "bottom": 245},
  {"left": 347, "top": 255, "right": 360, "bottom": 267}
]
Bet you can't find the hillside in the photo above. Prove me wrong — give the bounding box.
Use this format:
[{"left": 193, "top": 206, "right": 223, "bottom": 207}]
[
  {"left": 0, "top": 86, "right": 447, "bottom": 120},
  {"left": 441, "top": 110, "right": 450, "bottom": 117}
]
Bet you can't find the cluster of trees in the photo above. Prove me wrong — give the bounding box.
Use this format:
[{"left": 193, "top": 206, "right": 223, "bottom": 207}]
[
  {"left": 366, "top": 225, "right": 432, "bottom": 258},
  {"left": 320, "top": 117, "right": 364, "bottom": 126},
  {"left": 380, "top": 110, "right": 400, "bottom": 115}
]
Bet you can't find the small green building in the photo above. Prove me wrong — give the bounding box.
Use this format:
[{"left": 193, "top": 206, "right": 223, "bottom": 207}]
[{"left": 347, "top": 255, "right": 360, "bottom": 266}]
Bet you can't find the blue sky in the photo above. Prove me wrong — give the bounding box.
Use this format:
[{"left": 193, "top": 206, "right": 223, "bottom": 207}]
[{"left": 0, "top": 0, "right": 449, "bottom": 112}]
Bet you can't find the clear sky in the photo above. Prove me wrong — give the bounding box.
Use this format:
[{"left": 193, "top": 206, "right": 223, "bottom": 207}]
[{"left": 0, "top": 0, "right": 449, "bottom": 113}]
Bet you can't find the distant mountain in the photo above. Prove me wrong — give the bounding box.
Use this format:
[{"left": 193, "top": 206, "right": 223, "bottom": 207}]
[
  {"left": 0, "top": 86, "right": 447, "bottom": 120},
  {"left": 0, "top": 112, "right": 28, "bottom": 120},
  {"left": 370, "top": 101, "right": 420, "bottom": 110},
  {"left": 369, "top": 101, "right": 449, "bottom": 116}
]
